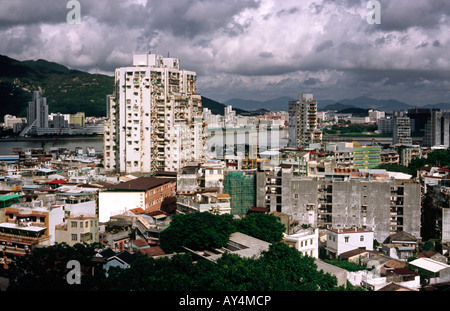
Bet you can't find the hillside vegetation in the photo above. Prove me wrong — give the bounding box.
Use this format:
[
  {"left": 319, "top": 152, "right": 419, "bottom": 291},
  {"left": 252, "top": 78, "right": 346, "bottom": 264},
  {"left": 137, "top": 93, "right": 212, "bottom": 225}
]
[{"left": 0, "top": 54, "right": 113, "bottom": 118}]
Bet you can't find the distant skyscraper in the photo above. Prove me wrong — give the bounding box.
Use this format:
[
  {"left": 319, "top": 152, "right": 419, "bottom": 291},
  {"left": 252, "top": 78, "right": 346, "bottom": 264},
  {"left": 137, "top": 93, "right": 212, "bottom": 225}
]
[
  {"left": 20, "top": 91, "right": 49, "bottom": 136},
  {"left": 392, "top": 111, "right": 412, "bottom": 145},
  {"left": 104, "top": 52, "right": 207, "bottom": 174},
  {"left": 288, "top": 93, "right": 322, "bottom": 149},
  {"left": 27, "top": 91, "right": 49, "bottom": 129}
]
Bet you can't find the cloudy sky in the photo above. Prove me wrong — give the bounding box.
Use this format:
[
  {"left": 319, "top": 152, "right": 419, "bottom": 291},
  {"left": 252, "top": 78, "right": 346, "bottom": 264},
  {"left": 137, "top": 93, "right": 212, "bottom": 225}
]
[{"left": 1, "top": 0, "right": 450, "bottom": 106}]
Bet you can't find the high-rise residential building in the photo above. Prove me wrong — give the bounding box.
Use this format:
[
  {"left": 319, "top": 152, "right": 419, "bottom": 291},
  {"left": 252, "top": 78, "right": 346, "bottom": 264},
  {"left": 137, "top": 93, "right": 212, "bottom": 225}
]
[
  {"left": 392, "top": 111, "right": 412, "bottom": 145},
  {"left": 104, "top": 53, "right": 207, "bottom": 173},
  {"left": 288, "top": 93, "right": 322, "bottom": 149},
  {"left": 408, "top": 108, "right": 450, "bottom": 147},
  {"left": 20, "top": 91, "right": 49, "bottom": 136},
  {"left": 377, "top": 117, "right": 393, "bottom": 134},
  {"left": 424, "top": 110, "right": 450, "bottom": 148}
]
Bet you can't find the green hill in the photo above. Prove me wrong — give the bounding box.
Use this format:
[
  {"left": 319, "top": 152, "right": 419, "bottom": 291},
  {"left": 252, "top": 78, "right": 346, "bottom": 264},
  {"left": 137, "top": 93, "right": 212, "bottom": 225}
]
[{"left": 0, "top": 54, "right": 114, "bottom": 118}]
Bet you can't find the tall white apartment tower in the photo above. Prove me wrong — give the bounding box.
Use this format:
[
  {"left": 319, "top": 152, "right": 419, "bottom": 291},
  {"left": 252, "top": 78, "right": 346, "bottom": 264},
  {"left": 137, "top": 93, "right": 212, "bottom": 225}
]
[
  {"left": 288, "top": 93, "right": 322, "bottom": 149},
  {"left": 104, "top": 53, "right": 207, "bottom": 174}
]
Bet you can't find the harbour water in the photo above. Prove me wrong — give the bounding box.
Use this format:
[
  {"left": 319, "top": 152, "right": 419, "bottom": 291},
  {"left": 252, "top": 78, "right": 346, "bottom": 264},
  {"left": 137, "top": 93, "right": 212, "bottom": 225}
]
[
  {"left": 0, "top": 137, "right": 104, "bottom": 154},
  {"left": 0, "top": 132, "right": 391, "bottom": 156}
]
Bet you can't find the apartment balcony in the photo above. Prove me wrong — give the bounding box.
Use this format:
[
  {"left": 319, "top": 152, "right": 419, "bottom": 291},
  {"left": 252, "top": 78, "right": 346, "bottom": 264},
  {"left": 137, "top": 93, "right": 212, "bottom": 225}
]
[{"left": 0, "top": 231, "right": 50, "bottom": 252}]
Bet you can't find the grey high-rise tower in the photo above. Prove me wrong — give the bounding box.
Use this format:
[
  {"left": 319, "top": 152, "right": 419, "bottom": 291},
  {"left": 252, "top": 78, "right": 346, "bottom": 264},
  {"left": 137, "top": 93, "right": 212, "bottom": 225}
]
[
  {"left": 288, "top": 93, "right": 322, "bottom": 149},
  {"left": 27, "top": 91, "right": 49, "bottom": 129}
]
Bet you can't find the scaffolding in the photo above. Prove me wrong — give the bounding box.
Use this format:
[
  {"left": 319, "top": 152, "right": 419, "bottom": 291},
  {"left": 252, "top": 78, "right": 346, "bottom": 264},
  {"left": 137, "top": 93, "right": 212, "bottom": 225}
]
[{"left": 224, "top": 171, "right": 255, "bottom": 217}]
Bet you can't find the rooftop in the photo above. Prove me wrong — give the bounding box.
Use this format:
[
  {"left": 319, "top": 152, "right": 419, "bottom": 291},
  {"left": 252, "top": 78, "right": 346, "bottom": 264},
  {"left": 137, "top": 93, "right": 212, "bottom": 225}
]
[
  {"left": 327, "top": 227, "right": 373, "bottom": 234},
  {"left": 409, "top": 258, "right": 450, "bottom": 273},
  {"left": 106, "top": 177, "right": 175, "bottom": 191}
]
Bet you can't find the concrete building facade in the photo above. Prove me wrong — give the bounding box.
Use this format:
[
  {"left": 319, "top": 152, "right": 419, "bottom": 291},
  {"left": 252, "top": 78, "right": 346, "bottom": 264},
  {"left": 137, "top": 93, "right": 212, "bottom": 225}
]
[
  {"left": 256, "top": 166, "right": 421, "bottom": 243},
  {"left": 104, "top": 52, "right": 207, "bottom": 174},
  {"left": 393, "top": 111, "right": 412, "bottom": 145},
  {"left": 288, "top": 93, "right": 322, "bottom": 149}
]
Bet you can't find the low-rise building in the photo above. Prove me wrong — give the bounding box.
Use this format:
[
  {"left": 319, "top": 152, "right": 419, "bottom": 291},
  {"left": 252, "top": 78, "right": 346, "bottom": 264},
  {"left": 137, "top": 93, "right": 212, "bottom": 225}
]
[
  {"left": 176, "top": 191, "right": 231, "bottom": 214},
  {"left": 55, "top": 215, "right": 99, "bottom": 246},
  {"left": 408, "top": 257, "right": 450, "bottom": 284},
  {"left": 0, "top": 202, "right": 65, "bottom": 264},
  {"left": 325, "top": 227, "right": 374, "bottom": 258},
  {"left": 98, "top": 177, "right": 176, "bottom": 222},
  {"left": 283, "top": 227, "right": 319, "bottom": 258}
]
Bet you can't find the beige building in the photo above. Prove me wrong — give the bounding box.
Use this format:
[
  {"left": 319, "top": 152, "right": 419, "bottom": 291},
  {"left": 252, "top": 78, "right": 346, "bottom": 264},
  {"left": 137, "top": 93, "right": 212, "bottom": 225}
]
[{"left": 55, "top": 215, "right": 99, "bottom": 246}]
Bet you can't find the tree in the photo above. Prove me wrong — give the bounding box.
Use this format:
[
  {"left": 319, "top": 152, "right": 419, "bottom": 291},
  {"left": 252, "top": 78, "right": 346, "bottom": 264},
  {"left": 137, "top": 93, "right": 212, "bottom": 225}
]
[
  {"left": 7, "top": 242, "right": 106, "bottom": 291},
  {"left": 235, "top": 213, "right": 286, "bottom": 244},
  {"left": 159, "top": 212, "right": 236, "bottom": 253},
  {"left": 104, "top": 242, "right": 342, "bottom": 291}
]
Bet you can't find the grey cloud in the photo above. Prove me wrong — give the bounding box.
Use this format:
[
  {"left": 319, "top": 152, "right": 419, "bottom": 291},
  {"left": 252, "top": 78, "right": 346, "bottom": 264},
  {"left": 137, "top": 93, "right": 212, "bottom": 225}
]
[
  {"left": 142, "top": 0, "right": 260, "bottom": 39},
  {"left": 303, "top": 78, "right": 319, "bottom": 86},
  {"left": 376, "top": 0, "right": 450, "bottom": 32},
  {"left": 0, "top": 0, "right": 68, "bottom": 27},
  {"left": 416, "top": 42, "right": 428, "bottom": 49},
  {"left": 259, "top": 51, "right": 273, "bottom": 58},
  {"left": 315, "top": 40, "right": 334, "bottom": 53},
  {"left": 433, "top": 40, "right": 441, "bottom": 47},
  {"left": 276, "top": 7, "right": 300, "bottom": 16}
]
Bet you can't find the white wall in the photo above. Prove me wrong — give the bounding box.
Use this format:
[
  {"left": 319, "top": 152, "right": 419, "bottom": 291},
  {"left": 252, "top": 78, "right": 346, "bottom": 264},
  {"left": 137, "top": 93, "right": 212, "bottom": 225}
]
[
  {"left": 99, "top": 191, "right": 143, "bottom": 223},
  {"left": 327, "top": 229, "right": 374, "bottom": 256}
]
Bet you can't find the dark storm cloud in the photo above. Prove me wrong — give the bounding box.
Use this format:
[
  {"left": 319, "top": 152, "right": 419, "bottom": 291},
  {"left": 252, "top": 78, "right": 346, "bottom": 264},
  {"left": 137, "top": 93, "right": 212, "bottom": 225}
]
[
  {"left": 142, "top": 0, "right": 260, "bottom": 38},
  {"left": 376, "top": 0, "right": 450, "bottom": 32},
  {"left": 0, "top": 0, "right": 68, "bottom": 27}
]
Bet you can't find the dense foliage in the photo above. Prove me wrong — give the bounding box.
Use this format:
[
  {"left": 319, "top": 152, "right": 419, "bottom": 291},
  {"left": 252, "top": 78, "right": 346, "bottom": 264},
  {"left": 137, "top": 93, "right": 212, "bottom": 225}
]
[
  {"left": 106, "top": 242, "right": 340, "bottom": 291},
  {"left": 159, "top": 212, "right": 286, "bottom": 253},
  {"left": 159, "top": 212, "right": 237, "bottom": 253},
  {"left": 234, "top": 213, "right": 286, "bottom": 244},
  {"left": 7, "top": 242, "right": 107, "bottom": 291}
]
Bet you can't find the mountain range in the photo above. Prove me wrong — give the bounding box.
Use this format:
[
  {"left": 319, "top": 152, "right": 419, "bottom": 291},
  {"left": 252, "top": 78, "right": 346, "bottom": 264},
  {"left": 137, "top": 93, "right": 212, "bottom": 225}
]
[
  {"left": 1, "top": 54, "right": 449, "bottom": 120},
  {"left": 225, "top": 95, "right": 450, "bottom": 112}
]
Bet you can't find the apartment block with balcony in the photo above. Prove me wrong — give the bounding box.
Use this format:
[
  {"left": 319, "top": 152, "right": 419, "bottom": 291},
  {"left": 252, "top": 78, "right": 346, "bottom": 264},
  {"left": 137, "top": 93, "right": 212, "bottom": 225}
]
[
  {"left": 255, "top": 165, "right": 421, "bottom": 243},
  {"left": 288, "top": 93, "right": 322, "bottom": 149},
  {"left": 176, "top": 192, "right": 231, "bottom": 214},
  {"left": 393, "top": 111, "right": 412, "bottom": 145},
  {"left": 104, "top": 52, "right": 207, "bottom": 174},
  {"left": 0, "top": 202, "right": 65, "bottom": 262}
]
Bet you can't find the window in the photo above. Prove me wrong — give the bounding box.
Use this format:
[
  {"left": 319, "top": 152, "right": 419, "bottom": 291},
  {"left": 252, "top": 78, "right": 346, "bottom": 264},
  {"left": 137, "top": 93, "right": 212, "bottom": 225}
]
[
  {"left": 71, "top": 221, "right": 77, "bottom": 228},
  {"left": 344, "top": 236, "right": 349, "bottom": 243},
  {"left": 360, "top": 235, "right": 365, "bottom": 242},
  {"left": 71, "top": 234, "right": 77, "bottom": 241}
]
